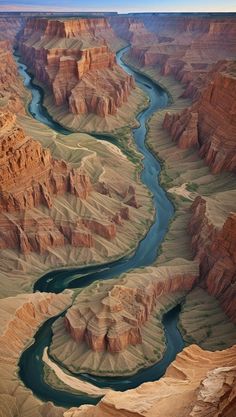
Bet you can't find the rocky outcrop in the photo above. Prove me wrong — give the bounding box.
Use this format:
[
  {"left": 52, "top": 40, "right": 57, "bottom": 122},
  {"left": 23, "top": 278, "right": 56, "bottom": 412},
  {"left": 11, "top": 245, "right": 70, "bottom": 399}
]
[
  {"left": 0, "top": 291, "right": 72, "bottom": 417},
  {"left": 0, "top": 110, "right": 136, "bottom": 253},
  {"left": 125, "top": 14, "right": 236, "bottom": 104},
  {"left": 19, "top": 17, "right": 135, "bottom": 117},
  {"left": 64, "top": 261, "right": 198, "bottom": 352},
  {"left": 189, "top": 196, "right": 236, "bottom": 323},
  {"left": 163, "top": 62, "right": 236, "bottom": 173},
  {"left": 163, "top": 109, "right": 199, "bottom": 149},
  {"left": 189, "top": 366, "right": 236, "bottom": 417},
  {"left": 22, "top": 17, "right": 114, "bottom": 40},
  {"left": 109, "top": 16, "right": 157, "bottom": 45},
  {"left": 0, "top": 110, "right": 92, "bottom": 212},
  {"left": 66, "top": 344, "right": 236, "bottom": 417},
  {"left": 0, "top": 40, "right": 26, "bottom": 114}
]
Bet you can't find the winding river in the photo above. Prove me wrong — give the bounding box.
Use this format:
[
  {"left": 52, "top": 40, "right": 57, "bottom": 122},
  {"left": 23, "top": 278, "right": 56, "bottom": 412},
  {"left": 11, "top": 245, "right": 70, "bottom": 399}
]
[{"left": 15, "top": 46, "right": 185, "bottom": 408}]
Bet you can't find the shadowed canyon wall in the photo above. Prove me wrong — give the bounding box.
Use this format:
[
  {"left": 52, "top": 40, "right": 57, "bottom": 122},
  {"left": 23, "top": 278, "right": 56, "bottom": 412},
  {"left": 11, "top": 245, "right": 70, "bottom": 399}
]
[{"left": 163, "top": 61, "right": 236, "bottom": 173}]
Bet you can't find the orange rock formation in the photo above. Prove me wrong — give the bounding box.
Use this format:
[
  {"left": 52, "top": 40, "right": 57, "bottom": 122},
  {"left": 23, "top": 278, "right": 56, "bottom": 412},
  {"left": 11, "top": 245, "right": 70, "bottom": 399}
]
[
  {"left": 163, "top": 61, "right": 236, "bottom": 173},
  {"left": 127, "top": 15, "right": 236, "bottom": 92},
  {"left": 109, "top": 16, "right": 157, "bottom": 45},
  {"left": 70, "top": 344, "right": 236, "bottom": 417},
  {"left": 0, "top": 109, "right": 105, "bottom": 254},
  {"left": 0, "top": 110, "right": 91, "bottom": 212},
  {"left": 0, "top": 40, "right": 26, "bottom": 114},
  {"left": 19, "top": 18, "right": 135, "bottom": 117},
  {"left": 189, "top": 196, "right": 236, "bottom": 323},
  {"left": 64, "top": 263, "right": 197, "bottom": 352}
]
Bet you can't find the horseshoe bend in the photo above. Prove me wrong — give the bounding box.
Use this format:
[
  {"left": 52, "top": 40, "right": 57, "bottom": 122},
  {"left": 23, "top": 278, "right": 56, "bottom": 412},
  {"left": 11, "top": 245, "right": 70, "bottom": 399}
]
[{"left": 0, "top": 7, "right": 236, "bottom": 417}]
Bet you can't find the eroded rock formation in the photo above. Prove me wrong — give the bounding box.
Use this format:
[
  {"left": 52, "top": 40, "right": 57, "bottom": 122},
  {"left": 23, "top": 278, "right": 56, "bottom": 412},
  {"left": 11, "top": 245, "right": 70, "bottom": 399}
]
[
  {"left": 66, "top": 344, "right": 236, "bottom": 417},
  {"left": 126, "top": 14, "right": 236, "bottom": 95},
  {"left": 0, "top": 16, "right": 24, "bottom": 43},
  {"left": 109, "top": 16, "right": 157, "bottom": 45},
  {"left": 0, "top": 109, "right": 125, "bottom": 254},
  {"left": 0, "top": 40, "right": 26, "bottom": 114},
  {"left": 64, "top": 261, "right": 198, "bottom": 352},
  {"left": 0, "top": 110, "right": 92, "bottom": 212},
  {"left": 189, "top": 195, "right": 236, "bottom": 323},
  {"left": 163, "top": 62, "right": 236, "bottom": 173},
  {"left": 0, "top": 291, "right": 72, "bottom": 417},
  {"left": 19, "top": 17, "right": 135, "bottom": 117}
]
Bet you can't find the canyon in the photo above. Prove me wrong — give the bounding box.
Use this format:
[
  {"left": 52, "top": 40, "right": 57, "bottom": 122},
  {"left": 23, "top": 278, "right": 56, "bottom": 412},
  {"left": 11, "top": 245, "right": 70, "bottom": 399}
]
[
  {"left": 48, "top": 260, "right": 197, "bottom": 376},
  {"left": 0, "top": 38, "right": 153, "bottom": 297},
  {"left": 0, "top": 11, "right": 235, "bottom": 417},
  {"left": 18, "top": 17, "right": 138, "bottom": 128}
]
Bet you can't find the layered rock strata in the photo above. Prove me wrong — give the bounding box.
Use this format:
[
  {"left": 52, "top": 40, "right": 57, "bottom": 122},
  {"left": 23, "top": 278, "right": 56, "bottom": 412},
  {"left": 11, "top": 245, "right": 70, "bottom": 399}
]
[
  {"left": 0, "top": 40, "right": 27, "bottom": 113},
  {"left": 67, "top": 344, "right": 236, "bottom": 417},
  {"left": 126, "top": 14, "right": 236, "bottom": 97},
  {"left": 0, "top": 110, "right": 136, "bottom": 254},
  {"left": 64, "top": 261, "right": 198, "bottom": 352},
  {"left": 0, "top": 110, "right": 92, "bottom": 212},
  {"left": 0, "top": 291, "right": 72, "bottom": 417},
  {"left": 109, "top": 16, "right": 157, "bottom": 45},
  {"left": 19, "top": 18, "right": 135, "bottom": 117},
  {"left": 163, "top": 62, "right": 236, "bottom": 173},
  {"left": 189, "top": 195, "right": 236, "bottom": 323}
]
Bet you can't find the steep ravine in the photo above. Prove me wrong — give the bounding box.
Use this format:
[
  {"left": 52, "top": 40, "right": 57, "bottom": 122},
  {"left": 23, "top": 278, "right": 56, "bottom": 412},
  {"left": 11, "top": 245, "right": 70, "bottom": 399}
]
[{"left": 13, "top": 46, "right": 191, "bottom": 407}]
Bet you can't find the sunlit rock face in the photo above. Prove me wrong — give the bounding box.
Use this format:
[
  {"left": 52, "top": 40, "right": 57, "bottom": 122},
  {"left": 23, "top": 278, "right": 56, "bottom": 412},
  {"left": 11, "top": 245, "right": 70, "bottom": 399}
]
[
  {"left": 0, "top": 109, "right": 94, "bottom": 254},
  {"left": 19, "top": 17, "right": 135, "bottom": 117},
  {"left": 65, "top": 263, "right": 197, "bottom": 352},
  {"left": 0, "top": 109, "right": 92, "bottom": 212}
]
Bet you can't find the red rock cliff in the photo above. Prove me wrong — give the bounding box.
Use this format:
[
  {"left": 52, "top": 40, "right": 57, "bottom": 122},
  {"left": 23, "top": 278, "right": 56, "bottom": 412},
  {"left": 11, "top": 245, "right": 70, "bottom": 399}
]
[
  {"left": 163, "top": 62, "right": 236, "bottom": 173},
  {"left": 0, "top": 110, "right": 92, "bottom": 212},
  {"left": 189, "top": 196, "right": 236, "bottom": 323},
  {"left": 0, "top": 40, "right": 26, "bottom": 114},
  {"left": 19, "top": 18, "right": 135, "bottom": 117},
  {"left": 64, "top": 262, "right": 198, "bottom": 352},
  {"left": 126, "top": 15, "right": 236, "bottom": 102}
]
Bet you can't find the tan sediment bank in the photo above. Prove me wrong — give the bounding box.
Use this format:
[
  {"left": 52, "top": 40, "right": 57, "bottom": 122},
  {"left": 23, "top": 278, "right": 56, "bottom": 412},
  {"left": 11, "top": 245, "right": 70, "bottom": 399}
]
[{"left": 43, "top": 348, "right": 110, "bottom": 397}]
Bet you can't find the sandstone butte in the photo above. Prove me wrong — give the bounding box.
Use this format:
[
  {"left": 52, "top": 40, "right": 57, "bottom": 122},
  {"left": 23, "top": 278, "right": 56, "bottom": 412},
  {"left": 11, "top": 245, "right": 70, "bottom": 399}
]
[
  {"left": 0, "top": 106, "right": 145, "bottom": 256},
  {"left": 61, "top": 191, "right": 236, "bottom": 356},
  {"left": 64, "top": 262, "right": 197, "bottom": 353},
  {"left": 19, "top": 17, "right": 135, "bottom": 118}
]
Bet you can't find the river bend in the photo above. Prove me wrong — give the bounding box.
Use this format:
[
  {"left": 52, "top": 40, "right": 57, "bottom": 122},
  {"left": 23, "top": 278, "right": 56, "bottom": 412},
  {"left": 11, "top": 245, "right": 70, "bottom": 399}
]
[{"left": 15, "top": 46, "right": 185, "bottom": 408}]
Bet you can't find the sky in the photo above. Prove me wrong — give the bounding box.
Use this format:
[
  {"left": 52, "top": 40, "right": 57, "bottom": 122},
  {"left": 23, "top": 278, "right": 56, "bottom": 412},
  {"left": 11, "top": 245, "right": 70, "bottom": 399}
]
[{"left": 0, "top": 0, "right": 236, "bottom": 13}]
